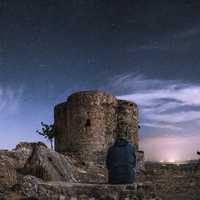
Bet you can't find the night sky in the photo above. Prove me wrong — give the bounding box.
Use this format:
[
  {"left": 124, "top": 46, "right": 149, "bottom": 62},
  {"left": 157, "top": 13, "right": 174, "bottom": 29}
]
[{"left": 0, "top": 0, "right": 200, "bottom": 161}]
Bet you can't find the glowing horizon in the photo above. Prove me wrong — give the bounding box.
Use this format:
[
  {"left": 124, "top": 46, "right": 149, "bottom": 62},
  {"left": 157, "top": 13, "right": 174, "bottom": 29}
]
[{"left": 140, "top": 135, "right": 200, "bottom": 161}]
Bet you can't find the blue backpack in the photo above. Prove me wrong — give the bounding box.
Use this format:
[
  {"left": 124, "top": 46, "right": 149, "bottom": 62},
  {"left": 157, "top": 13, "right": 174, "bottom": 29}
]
[{"left": 106, "top": 139, "right": 136, "bottom": 184}]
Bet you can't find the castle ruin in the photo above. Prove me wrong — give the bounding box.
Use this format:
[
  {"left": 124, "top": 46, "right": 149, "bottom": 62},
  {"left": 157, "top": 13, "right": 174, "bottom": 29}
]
[
  {"left": 54, "top": 90, "right": 140, "bottom": 167},
  {"left": 1, "top": 90, "right": 199, "bottom": 199}
]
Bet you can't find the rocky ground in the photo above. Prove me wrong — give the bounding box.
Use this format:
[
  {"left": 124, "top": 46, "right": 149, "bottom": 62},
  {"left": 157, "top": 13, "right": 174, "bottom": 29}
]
[
  {"left": 0, "top": 142, "right": 160, "bottom": 200},
  {"left": 1, "top": 142, "right": 199, "bottom": 200},
  {"left": 143, "top": 162, "right": 200, "bottom": 200}
]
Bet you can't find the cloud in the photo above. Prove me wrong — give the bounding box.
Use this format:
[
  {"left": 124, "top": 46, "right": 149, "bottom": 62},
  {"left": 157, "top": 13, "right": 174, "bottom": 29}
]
[
  {"left": 145, "top": 111, "right": 200, "bottom": 124},
  {"left": 0, "top": 85, "right": 24, "bottom": 116},
  {"left": 111, "top": 74, "right": 200, "bottom": 131},
  {"left": 141, "top": 122, "right": 182, "bottom": 131},
  {"left": 118, "top": 83, "right": 200, "bottom": 107}
]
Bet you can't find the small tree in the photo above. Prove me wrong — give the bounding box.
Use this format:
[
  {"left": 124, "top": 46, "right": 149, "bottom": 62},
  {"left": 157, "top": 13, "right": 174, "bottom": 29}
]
[{"left": 36, "top": 122, "right": 56, "bottom": 149}]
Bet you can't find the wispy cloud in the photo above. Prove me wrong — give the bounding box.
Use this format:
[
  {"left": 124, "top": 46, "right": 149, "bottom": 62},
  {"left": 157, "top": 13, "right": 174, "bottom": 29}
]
[
  {"left": 141, "top": 122, "right": 182, "bottom": 131},
  {"left": 110, "top": 74, "right": 200, "bottom": 160},
  {"left": 111, "top": 74, "right": 200, "bottom": 132},
  {"left": 0, "top": 85, "right": 24, "bottom": 116}
]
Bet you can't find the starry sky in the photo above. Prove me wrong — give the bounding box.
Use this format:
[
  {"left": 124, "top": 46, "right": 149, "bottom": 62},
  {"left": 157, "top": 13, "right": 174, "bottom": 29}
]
[{"left": 0, "top": 0, "right": 200, "bottom": 161}]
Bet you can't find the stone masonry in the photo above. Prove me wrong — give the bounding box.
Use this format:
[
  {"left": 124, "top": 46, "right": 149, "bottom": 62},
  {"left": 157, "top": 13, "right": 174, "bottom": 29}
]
[
  {"left": 143, "top": 161, "right": 200, "bottom": 200},
  {"left": 54, "top": 90, "right": 140, "bottom": 167}
]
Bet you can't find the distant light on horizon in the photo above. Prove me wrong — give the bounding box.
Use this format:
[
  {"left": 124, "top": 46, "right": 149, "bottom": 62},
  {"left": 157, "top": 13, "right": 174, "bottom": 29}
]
[
  {"left": 168, "top": 159, "right": 175, "bottom": 163},
  {"left": 140, "top": 135, "right": 200, "bottom": 161}
]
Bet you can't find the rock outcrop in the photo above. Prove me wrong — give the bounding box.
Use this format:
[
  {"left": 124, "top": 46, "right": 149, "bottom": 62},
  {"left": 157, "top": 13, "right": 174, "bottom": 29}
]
[
  {"left": 23, "top": 142, "right": 77, "bottom": 182},
  {"left": 0, "top": 142, "right": 78, "bottom": 199}
]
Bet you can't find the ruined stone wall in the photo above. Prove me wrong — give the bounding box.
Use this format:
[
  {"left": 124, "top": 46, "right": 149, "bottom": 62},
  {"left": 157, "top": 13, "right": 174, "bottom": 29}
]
[
  {"left": 21, "top": 177, "right": 159, "bottom": 200},
  {"left": 136, "top": 151, "right": 145, "bottom": 173},
  {"left": 54, "top": 102, "right": 68, "bottom": 152},
  {"left": 116, "top": 100, "right": 139, "bottom": 149},
  {"left": 55, "top": 91, "right": 117, "bottom": 165},
  {"left": 143, "top": 162, "right": 200, "bottom": 200},
  {"left": 54, "top": 91, "right": 139, "bottom": 167}
]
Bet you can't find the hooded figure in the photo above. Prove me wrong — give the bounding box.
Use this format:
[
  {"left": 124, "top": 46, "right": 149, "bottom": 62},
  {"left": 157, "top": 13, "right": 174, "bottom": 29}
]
[{"left": 106, "top": 138, "right": 136, "bottom": 184}]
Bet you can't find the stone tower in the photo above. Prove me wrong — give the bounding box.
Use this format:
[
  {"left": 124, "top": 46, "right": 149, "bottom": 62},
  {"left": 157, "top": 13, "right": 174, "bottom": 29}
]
[{"left": 54, "top": 91, "right": 139, "bottom": 166}]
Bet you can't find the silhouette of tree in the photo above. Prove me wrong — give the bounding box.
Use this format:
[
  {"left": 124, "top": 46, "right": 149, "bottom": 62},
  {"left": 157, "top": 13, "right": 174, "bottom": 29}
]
[{"left": 36, "top": 122, "right": 56, "bottom": 149}]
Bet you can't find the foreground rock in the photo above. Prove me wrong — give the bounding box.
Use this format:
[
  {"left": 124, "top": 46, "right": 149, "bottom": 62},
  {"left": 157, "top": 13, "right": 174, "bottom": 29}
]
[
  {"left": 0, "top": 143, "right": 32, "bottom": 192},
  {"left": 23, "top": 142, "right": 77, "bottom": 182},
  {"left": 0, "top": 142, "right": 78, "bottom": 199},
  {"left": 0, "top": 142, "right": 77, "bottom": 182}
]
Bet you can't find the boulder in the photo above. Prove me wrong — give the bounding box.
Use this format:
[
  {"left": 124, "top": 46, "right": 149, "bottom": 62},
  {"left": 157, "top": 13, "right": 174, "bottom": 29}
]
[
  {"left": 0, "top": 143, "right": 35, "bottom": 196},
  {"left": 23, "top": 142, "right": 77, "bottom": 182},
  {"left": 14, "top": 142, "right": 37, "bottom": 168},
  {"left": 0, "top": 156, "right": 17, "bottom": 190},
  {"left": 0, "top": 142, "right": 34, "bottom": 171}
]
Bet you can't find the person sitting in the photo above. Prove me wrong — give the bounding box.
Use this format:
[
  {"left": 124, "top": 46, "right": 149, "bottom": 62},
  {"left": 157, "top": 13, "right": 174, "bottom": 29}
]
[{"left": 106, "top": 136, "right": 136, "bottom": 184}]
